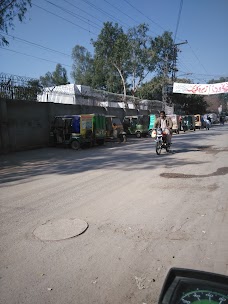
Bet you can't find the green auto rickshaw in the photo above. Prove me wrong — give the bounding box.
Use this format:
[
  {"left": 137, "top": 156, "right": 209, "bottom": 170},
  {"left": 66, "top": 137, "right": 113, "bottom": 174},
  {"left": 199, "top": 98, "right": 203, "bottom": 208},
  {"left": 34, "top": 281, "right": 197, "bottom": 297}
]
[
  {"left": 50, "top": 114, "right": 106, "bottom": 149},
  {"left": 182, "top": 115, "right": 196, "bottom": 132},
  {"left": 123, "top": 115, "right": 150, "bottom": 138}
]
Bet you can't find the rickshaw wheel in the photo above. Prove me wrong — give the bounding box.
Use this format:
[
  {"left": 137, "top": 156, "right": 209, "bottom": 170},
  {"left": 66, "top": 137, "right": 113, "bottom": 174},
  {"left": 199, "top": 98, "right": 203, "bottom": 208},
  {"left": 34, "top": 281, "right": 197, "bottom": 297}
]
[
  {"left": 156, "top": 142, "right": 162, "bottom": 155},
  {"left": 97, "top": 139, "right": 105, "bottom": 145},
  {"left": 71, "top": 140, "right": 80, "bottom": 150},
  {"left": 136, "top": 132, "right": 141, "bottom": 138}
]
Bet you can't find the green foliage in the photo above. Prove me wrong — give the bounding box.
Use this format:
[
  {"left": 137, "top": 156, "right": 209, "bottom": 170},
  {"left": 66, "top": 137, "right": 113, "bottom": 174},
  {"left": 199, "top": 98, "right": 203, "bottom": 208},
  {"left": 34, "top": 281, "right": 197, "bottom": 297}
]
[
  {"left": 93, "top": 22, "right": 131, "bottom": 98},
  {"left": 151, "top": 31, "right": 176, "bottom": 76},
  {"left": 0, "top": 0, "right": 32, "bottom": 45},
  {"left": 127, "top": 23, "right": 156, "bottom": 95},
  {"left": 207, "top": 76, "right": 228, "bottom": 102},
  {"left": 40, "top": 64, "right": 69, "bottom": 87},
  {"left": 136, "top": 76, "right": 163, "bottom": 100},
  {"left": 71, "top": 45, "right": 94, "bottom": 86},
  {"left": 172, "top": 94, "right": 208, "bottom": 114},
  {"left": 71, "top": 23, "right": 176, "bottom": 101}
]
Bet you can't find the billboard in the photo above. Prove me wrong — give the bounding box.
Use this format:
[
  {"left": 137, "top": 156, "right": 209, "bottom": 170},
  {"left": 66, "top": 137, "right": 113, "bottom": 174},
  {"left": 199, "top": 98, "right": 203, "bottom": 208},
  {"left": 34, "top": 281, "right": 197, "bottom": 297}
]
[{"left": 173, "top": 82, "right": 228, "bottom": 95}]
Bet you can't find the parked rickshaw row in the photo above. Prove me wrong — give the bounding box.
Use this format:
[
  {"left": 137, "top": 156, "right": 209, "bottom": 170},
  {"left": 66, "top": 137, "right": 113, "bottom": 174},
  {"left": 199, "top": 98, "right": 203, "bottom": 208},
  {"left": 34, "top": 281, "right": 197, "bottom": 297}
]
[{"left": 50, "top": 113, "right": 210, "bottom": 150}]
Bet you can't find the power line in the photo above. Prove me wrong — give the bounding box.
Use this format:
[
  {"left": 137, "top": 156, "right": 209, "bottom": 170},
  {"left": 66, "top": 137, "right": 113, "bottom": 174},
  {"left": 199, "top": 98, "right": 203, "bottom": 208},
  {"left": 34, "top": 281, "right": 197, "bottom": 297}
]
[
  {"left": 122, "top": 0, "right": 166, "bottom": 32},
  {"left": 4, "top": 33, "right": 71, "bottom": 58},
  {"left": 103, "top": 0, "right": 138, "bottom": 24},
  {"left": 81, "top": 0, "right": 130, "bottom": 29},
  {"left": 188, "top": 43, "right": 208, "bottom": 74},
  {"left": 62, "top": 0, "right": 104, "bottom": 25},
  {"left": 174, "top": 0, "right": 183, "bottom": 43},
  {"left": 45, "top": 0, "right": 101, "bottom": 30},
  {"left": 178, "top": 70, "right": 227, "bottom": 78},
  {"left": 0, "top": 47, "right": 72, "bottom": 68},
  {"left": 33, "top": 3, "right": 97, "bottom": 35}
]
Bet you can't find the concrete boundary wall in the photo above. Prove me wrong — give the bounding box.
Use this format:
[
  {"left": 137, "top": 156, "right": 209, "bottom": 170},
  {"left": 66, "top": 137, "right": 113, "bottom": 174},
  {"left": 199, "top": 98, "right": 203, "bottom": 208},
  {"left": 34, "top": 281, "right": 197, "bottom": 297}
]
[{"left": 0, "top": 99, "right": 162, "bottom": 153}]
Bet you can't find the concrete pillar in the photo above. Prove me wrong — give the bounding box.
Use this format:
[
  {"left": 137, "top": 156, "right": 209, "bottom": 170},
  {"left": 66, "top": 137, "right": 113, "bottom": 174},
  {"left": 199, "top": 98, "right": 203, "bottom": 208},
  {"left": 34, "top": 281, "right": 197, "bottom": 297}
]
[{"left": 0, "top": 99, "right": 10, "bottom": 153}]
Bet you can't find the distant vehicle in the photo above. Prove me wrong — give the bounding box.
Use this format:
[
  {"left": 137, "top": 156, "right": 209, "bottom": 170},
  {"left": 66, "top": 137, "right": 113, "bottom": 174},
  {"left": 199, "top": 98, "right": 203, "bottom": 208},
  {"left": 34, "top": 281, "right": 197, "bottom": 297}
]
[
  {"left": 205, "top": 113, "right": 218, "bottom": 124},
  {"left": 50, "top": 114, "right": 106, "bottom": 150},
  {"left": 123, "top": 115, "right": 149, "bottom": 138},
  {"left": 105, "top": 116, "right": 127, "bottom": 142},
  {"left": 194, "top": 114, "right": 203, "bottom": 129},
  {"left": 167, "top": 114, "right": 180, "bottom": 133},
  {"left": 182, "top": 115, "right": 196, "bottom": 132}
]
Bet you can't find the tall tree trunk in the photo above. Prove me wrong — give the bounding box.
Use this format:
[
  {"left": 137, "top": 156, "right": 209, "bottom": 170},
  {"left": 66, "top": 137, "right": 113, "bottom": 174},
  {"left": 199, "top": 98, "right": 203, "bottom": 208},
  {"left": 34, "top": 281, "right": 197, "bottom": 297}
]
[{"left": 112, "top": 63, "right": 128, "bottom": 108}]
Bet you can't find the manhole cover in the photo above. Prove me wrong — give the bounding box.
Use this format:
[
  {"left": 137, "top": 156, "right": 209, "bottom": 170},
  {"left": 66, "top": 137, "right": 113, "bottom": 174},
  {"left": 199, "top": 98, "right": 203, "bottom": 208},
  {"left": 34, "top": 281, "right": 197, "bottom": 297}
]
[{"left": 33, "top": 218, "right": 88, "bottom": 241}]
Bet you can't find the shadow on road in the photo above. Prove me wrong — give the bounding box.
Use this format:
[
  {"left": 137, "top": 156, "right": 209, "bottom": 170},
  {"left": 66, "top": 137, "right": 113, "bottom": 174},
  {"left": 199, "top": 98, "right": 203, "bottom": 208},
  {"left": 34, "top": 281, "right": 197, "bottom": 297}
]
[{"left": 0, "top": 126, "right": 226, "bottom": 184}]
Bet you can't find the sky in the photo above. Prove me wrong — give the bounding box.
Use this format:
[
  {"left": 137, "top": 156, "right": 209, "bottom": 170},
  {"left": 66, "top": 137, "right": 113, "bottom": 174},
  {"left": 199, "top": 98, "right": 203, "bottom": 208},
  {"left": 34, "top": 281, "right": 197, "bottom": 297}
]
[{"left": 1, "top": 0, "right": 228, "bottom": 84}]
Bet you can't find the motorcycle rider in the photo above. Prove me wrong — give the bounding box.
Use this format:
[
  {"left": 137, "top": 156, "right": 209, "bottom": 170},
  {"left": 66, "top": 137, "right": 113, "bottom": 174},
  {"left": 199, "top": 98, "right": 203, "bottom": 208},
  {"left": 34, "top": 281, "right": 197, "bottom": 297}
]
[{"left": 154, "top": 111, "right": 173, "bottom": 145}]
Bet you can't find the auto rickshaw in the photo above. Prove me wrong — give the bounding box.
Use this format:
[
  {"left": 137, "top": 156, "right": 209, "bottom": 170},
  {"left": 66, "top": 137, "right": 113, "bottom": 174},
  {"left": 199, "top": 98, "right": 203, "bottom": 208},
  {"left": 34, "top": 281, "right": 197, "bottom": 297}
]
[
  {"left": 182, "top": 115, "right": 196, "bottom": 132},
  {"left": 123, "top": 115, "right": 149, "bottom": 138},
  {"left": 167, "top": 114, "right": 180, "bottom": 133},
  {"left": 105, "top": 116, "right": 127, "bottom": 142},
  {"left": 148, "top": 114, "right": 157, "bottom": 136},
  {"left": 50, "top": 114, "right": 106, "bottom": 149},
  {"left": 194, "top": 114, "right": 202, "bottom": 129}
]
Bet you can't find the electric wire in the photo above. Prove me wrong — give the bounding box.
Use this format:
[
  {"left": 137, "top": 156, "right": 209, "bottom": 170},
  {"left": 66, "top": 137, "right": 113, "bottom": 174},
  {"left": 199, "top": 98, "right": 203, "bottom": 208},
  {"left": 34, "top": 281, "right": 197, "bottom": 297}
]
[
  {"left": 33, "top": 3, "right": 97, "bottom": 35},
  {"left": 174, "top": 0, "right": 183, "bottom": 43},
  {"left": 188, "top": 43, "right": 208, "bottom": 74},
  {"left": 0, "top": 47, "right": 72, "bottom": 68},
  {"left": 4, "top": 33, "right": 71, "bottom": 57},
  {"left": 122, "top": 0, "right": 166, "bottom": 32},
  {"left": 81, "top": 0, "right": 130, "bottom": 29},
  {"left": 103, "top": 0, "right": 138, "bottom": 24},
  {"left": 62, "top": 0, "right": 104, "bottom": 25},
  {"left": 45, "top": 0, "right": 101, "bottom": 30}
]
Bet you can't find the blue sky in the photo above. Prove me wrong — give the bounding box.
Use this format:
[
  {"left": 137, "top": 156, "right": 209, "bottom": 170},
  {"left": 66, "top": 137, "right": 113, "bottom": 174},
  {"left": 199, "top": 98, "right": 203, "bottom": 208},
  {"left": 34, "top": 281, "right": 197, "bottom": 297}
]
[{"left": 1, "top": 0, "right": 227, "bottom": 84}]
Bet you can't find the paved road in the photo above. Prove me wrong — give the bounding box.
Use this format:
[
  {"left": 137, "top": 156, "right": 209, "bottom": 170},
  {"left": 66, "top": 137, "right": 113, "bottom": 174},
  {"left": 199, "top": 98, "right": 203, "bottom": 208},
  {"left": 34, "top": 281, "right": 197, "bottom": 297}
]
[{"left": 0, "top": 126, "right": 228, "bottom": 304}]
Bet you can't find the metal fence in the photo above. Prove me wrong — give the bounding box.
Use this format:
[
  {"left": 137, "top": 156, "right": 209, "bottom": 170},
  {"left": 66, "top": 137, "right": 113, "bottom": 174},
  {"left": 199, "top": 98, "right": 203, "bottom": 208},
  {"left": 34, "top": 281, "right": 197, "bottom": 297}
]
[{"left": 0, "top": 73, "right": 42, "bottom": 101}]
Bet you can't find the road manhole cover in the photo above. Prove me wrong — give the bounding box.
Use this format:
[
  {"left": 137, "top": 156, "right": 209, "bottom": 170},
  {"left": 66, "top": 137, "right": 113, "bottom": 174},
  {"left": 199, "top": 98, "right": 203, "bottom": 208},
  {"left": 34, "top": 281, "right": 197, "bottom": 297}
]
[{"left": 33, "top": 218, "right": 88, "bottom": 241}]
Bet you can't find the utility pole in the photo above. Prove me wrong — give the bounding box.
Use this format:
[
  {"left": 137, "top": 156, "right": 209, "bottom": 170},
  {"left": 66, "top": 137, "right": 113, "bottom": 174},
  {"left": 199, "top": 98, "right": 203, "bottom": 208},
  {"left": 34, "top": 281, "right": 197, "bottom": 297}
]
[
  {"left": 162, "top": 41, "right": 188, "bottom": 109},
  {"left": 171, "top": 40, "right": 188, "bottom": 84},
  {"left": 162, "top": 52, "right": 169, "bottom": 109}
]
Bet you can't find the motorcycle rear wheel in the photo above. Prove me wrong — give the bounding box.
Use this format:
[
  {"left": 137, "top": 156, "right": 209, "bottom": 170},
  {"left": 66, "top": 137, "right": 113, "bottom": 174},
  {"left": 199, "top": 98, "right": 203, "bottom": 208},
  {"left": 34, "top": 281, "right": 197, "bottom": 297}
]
[{"left": 156, "top": 142, "right": 162, "bottom": 155}]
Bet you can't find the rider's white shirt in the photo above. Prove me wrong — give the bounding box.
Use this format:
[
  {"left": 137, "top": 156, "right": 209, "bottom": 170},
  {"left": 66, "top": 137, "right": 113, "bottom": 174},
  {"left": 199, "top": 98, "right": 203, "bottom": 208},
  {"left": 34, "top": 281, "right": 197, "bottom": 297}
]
[{"left": 161, "top": 119, "right": 167, "bottom": 130}]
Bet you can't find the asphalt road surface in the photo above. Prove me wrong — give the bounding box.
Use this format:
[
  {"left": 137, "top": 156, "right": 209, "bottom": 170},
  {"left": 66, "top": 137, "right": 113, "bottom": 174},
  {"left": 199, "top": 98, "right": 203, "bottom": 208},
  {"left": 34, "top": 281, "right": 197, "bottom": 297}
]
[{"left": 0, "top": 125, "right": 228, "bottom": 304}]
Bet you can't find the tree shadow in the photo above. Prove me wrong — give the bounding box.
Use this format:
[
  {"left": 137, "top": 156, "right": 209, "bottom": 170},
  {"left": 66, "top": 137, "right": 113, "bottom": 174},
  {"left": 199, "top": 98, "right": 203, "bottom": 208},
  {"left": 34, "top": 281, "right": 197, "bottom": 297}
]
[{"left": 0, "top": 135, "right": 213, "bottom": 185}]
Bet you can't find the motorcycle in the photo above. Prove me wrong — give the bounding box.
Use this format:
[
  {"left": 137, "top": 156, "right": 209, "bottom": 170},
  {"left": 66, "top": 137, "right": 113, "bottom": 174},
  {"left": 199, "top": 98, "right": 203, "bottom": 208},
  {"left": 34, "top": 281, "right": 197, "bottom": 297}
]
[
  {"left": 158, "top": 267, "right": 228, "bottom": 303},
  {"left": 152, "top": 128, "right": 171, "bottom": 155}
]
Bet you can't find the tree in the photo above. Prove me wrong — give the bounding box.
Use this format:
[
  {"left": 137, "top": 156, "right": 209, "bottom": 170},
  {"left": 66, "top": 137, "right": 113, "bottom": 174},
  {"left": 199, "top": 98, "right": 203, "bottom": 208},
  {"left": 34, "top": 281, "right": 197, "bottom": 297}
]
[
  {"left": 127, "top": 24, "right": 156, "bottom": 96},
  {"left": 151, "top": 31, "right": 176, "bottom": 76},
  {"left": 172, "top": 94, "right": 208, "bottom": 114},
  {"left": 71, "top": 45, "right": 94, "bottom": 86},
  {"left": 0, "top": 0, "right": 32, "bottom": 45},
  {"left": 52, "top": 64, "right": 68, "bottom": 85},
  {"left": 136, "top": 76, "right": 163, "bottom": 100},
  {"left": 207, "top": 77, "right": 228, "bottom": 112},
  {"left": 40, "top": 72, "right": 54, "bottom": 87},
  {"left": 40, "top": 64, "right": 69, "bottom": 87},
  {"left": 93, "top": 22, "right": 131, "bottom": 102}
]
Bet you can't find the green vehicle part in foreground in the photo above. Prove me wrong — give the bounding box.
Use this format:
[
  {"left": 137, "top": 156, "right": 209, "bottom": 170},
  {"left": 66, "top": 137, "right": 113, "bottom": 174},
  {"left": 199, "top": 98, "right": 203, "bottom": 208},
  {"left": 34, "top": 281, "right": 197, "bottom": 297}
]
[
  {"left": 123, "top": 115, "right": 150, "bottom": 138},
  {"left": 148, "top": 114, "right": 157, "bottom": 136},
  {"left": 50, "top": 114, "right": 106, "bottom": 149}
]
